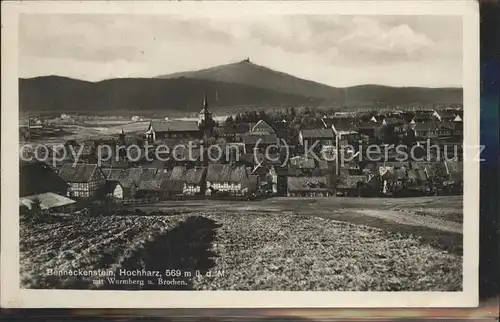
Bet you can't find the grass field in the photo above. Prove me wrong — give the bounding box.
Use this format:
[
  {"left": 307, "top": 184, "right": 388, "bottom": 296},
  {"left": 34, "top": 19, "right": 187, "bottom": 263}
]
[{"left": 20, "top": 196, "right": 463, "bottom": 291}]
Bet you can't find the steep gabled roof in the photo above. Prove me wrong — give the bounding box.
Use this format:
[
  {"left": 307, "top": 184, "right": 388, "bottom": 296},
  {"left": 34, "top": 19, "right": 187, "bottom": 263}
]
[
  {"left": 436, "top": 110, "right": 456, "bottom": 119},
  {"left": 357, "top": 122, "right": 379, "bottom": 130},
  {"left": 290, "top": 155, "right": 316, "bottom": 169},
  {"left": 383, "top": 118, "right": 401, "bottom": 125},
  {"left": 415, "top": 110, "right": 434, "bottom": 117},
  {"left": 58, "top": 164, "right": 101, "bottom": 183},
  {"left": 80, "top": 144, "right": 94, "bottom": 156},
  {"left": 407, "top": 169, "right": 428, "bottom": 182},
  {"left": 250, "top": 120, "right": 275, "bottom": 134},
  {"left": 138, "top": 177, "right": 185, "bottom": 193},
  {"left": 273, "top": 166, "right": 297, "bottom": 176},
  {"left": 439, "top": 122, "right": 455, "bottom": 130},
  {"left": 107, "top": 168, "right": 128, "bottom": 180},
  {"left": 139, "top": 178, "right": 158, "bottom": 191},
  {"left": 183, "top": 167, "right": 207, "bottom": 185},
  {"left": 141, "top": 159, "right": 167, "bottom": 170},
  {"left": 300, "top": 129, "right": 334, "bottom": 139},
  {"left": 171, "top": 146, "right": 203, "bottom": 162},
  {"left": 216, "top": 124, "right": 251, "bottom": 135},
  {"left": 20, "top": 160, "right": 69, "bottom": 197},
  {"left": 378, "top": 161, "right": 410, "bottom": 169},
  {"left": 118, "top": 178, "right": 136, "bottom": 189},
  {"left": 444, "top": 160, "right": 463, "bottom": 174},
  {"left": 411, "top": 162, "right": 435, "bottom": 170},
  {"left": 299, "top": 117, "right": 326, "bottom": 130},
  {"left": 206, "top": 164, "right": 249, "bottom": 183},
  {"left": 394, "top": 168, "right": 407, "bottom": 180},
  {"left": 288, "top": 176, "right": 331, "bottom": 192},
  {"left": 161, "top": 179, "right": 185, "bottom": 193},
  {"left": 149, "top": 120, "right": 199, "bottom": 133},
  {"left": 169, "top": 166, "right": 187, "bottom": 180},
  {"left": 19, "top": 192, "right": 75, "bottom": 210},
  {"left": 240, "top": 134, "right": 279, "bottom": 146},
  {"left": 101, "top": 168, "right": 113, "bottom": 178},
  {"left": 125, "top": 167, "right": 158, "bottom": 185},
  {"left": 235, "top": 153, "right": 258, "bottom": 165},
  {"left": 337, "top": 175, "right": 367, "bottom": 189},
  {"left": 317, "top": 160, "right": 330, "bottom": 170},
  {"left": 414, "top": 122, "right": 438, "bottom": 131},
  {"left": 327, "top": 118, "right": 358, "bottom": 133}
]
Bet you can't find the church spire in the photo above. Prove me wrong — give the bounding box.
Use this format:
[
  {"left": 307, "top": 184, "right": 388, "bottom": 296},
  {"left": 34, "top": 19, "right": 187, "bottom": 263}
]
[
  {"left": 202, "top": 92, "right": 208, "bottom": 110},
  {"left": 199, "top": 92, "right": 212, "bottom": 126}
]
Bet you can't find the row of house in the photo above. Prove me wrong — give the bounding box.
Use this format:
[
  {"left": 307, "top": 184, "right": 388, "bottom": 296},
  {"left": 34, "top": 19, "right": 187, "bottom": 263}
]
[
  {"left": 49, "top": 162, "right": 263, "bottom": 201},
  {"left": 20, "top": 152, "right": 463, "bottom": 212},
  {"left": 211, "top": 109, "right": 464, "bottom": 145},
  {"left": 21, "top": 100, "right": 464, "bottom": 207}
]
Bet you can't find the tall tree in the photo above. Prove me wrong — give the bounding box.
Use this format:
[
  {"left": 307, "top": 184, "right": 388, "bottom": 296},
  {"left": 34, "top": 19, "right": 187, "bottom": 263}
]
[
  {"left": 225, "top": 115, "right": 234, "bottom": 127},
  {"left": 375, "top": 125, "right": 398, "bottom": 145},
  {"left": 258, "top": 110, "right": 269, "bottom": 122}
]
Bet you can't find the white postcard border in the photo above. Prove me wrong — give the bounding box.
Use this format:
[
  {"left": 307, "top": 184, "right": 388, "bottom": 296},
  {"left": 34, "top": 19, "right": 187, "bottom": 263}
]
[{"left": 1, "top": 0, "right": 480, "bottom": 308}]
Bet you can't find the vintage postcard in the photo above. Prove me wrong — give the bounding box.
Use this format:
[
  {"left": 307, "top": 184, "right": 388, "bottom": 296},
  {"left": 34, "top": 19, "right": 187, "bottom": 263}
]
[{"left": 1, "top": 0, "right": 479, "bottom": 308}]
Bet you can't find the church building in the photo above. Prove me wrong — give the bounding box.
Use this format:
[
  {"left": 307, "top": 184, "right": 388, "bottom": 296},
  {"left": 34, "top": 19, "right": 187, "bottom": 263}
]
[
  {"left": 198, "top": 92, "right": 216, "bottom": 137},
  {"left": 198, "top": 92, "right": 213, "bottom": 125}
]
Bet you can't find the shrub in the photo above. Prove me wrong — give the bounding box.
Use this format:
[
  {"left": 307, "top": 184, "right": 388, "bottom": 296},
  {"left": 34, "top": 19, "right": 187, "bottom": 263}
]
[{"left": 21, "top": 198, "right": 46, "bottom": 223}]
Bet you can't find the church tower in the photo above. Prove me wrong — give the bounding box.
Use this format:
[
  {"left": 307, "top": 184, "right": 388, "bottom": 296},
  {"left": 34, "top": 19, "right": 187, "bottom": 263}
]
[
  {"left": 198, "top": 92, "right": 212, "bottom": 125},
  {"left": 119, "top": 128, "right": 126, "bottom": 145}
]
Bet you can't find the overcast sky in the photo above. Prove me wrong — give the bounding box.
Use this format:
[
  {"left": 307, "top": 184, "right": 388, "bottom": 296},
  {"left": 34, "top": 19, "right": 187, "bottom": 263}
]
[{"left": 19, "top": 14, "right": 462, "bottom": 87}]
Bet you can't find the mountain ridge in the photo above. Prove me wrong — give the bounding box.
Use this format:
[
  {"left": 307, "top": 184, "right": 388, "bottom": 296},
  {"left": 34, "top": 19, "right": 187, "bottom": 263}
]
[{"left": 19, "top": 61, "right": 463, "bottom": 114}]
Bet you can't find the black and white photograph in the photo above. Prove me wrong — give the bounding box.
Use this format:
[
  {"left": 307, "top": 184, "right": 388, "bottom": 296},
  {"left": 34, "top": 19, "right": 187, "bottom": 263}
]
[{"left": 1, "top": 1, "right": 479, "bottom": 308}]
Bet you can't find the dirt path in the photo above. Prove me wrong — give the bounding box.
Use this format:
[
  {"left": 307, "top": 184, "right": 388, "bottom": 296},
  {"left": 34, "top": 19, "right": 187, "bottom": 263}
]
[
  {"left": 130, "top": 197, "right": 463, "bottom": 255},
  {"left": 352, "top": 209, "right": 462, "bottom": 234},
  {"left": 133, "top": 197, "right": 463, "bottom": 235}
]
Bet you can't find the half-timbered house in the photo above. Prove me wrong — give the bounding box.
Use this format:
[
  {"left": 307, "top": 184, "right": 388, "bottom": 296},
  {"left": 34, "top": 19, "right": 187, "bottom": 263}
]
[
  {"left": 205, "top": 164, "right": 255, "bottom": 196},
  {"left": 183, "top": 167, "right": 207, "bottom": 195},
  {"left": 58, "top": 164, "right": 106, "bottom": 199}
]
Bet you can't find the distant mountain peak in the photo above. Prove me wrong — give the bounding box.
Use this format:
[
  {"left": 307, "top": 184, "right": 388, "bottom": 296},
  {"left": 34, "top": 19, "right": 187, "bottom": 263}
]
[{"left": 156, "top": 59, "right": 339, "bottom": 99}]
